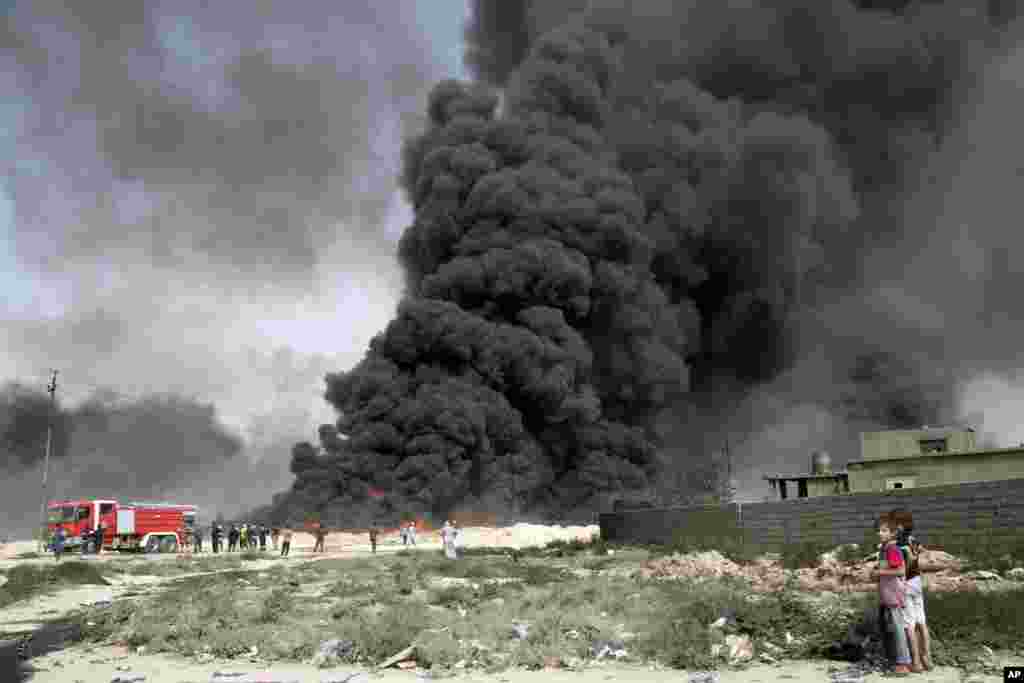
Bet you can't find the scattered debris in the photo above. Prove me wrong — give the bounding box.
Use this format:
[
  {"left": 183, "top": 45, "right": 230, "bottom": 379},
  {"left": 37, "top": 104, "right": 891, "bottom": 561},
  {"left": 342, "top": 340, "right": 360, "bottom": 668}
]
[
  {"left": 966, "top": 570, "right": 1001, "bottom": 581},
  {"left": 319, "top": 674, "right": 369, "bottom": 683},
  {"left": 209, "top": 674, "right": 301, "bottom": 683},
  {"left": 1007, "top": 567, "right": 1024, "bottom": 581},
  {"left": 377, "top": 644, "right": 417, "bottom": 669},
  {"left": 590, "top": 638, "right": 628, "bottom": 660},
  {"left": 110, "top": 673, "right": 146, "bottom": 683},
  {"left": 639, "top": 548, "right": 976, "bottom": 594},
  {"left": 510, "top": 623, "right": 530, "bottom": 640},
  {"left": 725, "top": 634, "right": 753, "bottom": 662},
  {"left": 311, "top": 639, "right": 355, "bottom": 668},
  {"left": 542, "top": 654, "right": 562, "bottom": 669}
]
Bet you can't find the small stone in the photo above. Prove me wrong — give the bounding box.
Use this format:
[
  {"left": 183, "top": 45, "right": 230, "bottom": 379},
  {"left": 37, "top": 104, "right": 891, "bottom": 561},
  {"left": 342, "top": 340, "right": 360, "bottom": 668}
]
[
  {"left": 396, "top": 660, "right": 417, "bottom": 669},
  {"left": 511, "top": 623, "right": 530, "bottom": 640}
]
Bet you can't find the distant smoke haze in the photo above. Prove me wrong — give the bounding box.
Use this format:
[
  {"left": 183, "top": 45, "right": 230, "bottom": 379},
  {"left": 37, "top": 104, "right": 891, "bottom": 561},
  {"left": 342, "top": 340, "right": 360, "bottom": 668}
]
[{"left": 0, "top": 0, "right": 451, "bottom": 535}]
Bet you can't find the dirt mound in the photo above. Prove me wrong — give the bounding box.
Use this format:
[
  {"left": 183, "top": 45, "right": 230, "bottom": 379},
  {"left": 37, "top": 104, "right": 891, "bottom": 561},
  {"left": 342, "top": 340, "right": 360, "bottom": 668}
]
[{"left": 638, "top": 547, "right": 976, "bottom": 594}]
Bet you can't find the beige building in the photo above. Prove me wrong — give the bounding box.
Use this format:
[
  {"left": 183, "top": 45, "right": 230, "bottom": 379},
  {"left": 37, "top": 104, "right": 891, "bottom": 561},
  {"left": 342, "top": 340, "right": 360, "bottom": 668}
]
[
  {"left": 846, "top": 426, "right": 1024, "bottom": 491},
  {"left": 764, "top": 426, "right": 1024, "bottom": 500}
]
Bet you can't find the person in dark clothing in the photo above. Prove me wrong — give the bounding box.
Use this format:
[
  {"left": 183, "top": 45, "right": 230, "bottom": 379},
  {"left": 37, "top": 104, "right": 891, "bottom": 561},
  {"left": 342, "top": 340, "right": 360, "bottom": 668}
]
[
  {"left": 94, "top": 524, "right": 104, "bottom": 555},
  {"left": 52, "top": 527, "right": 65, "bottom": 561},
  {"left": 313, "top": 527, "right": 326, "bottom": 553},
  {"left": 211, "top": 524, "right": 221, "bottom": 553},
  {"left": 369, "top": 525, "right": 379, "bottom": 554},
  {"left": 193, "top": 526, "right": 203, "bottom": 553},
  {"left": 228, "top": 525, "right": 238, "bottom": 552},
  {"left": 259, "top": 525, "right": 267, "bottom": 550},
  {"left": 280, "top": 527, "right": 293, "bottom": 557}
]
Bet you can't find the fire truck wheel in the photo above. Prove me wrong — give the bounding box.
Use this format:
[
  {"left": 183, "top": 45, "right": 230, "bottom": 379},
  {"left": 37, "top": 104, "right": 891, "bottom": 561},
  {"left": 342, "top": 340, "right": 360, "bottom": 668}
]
[
  {"left": 144, "top": 537, "right": 161, "bottom": 554},
  {"left": 84, "top": 540, "right": 96, "bottom": 554},
  {"left": 159, "top": 536, "right": 178, "bottom": 554}
]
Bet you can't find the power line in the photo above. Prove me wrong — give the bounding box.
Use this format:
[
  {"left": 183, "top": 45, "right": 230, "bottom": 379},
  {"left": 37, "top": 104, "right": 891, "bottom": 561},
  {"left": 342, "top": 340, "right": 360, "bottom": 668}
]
[{"left": 36, "top": 369, "right": 58, "bottom": 552}]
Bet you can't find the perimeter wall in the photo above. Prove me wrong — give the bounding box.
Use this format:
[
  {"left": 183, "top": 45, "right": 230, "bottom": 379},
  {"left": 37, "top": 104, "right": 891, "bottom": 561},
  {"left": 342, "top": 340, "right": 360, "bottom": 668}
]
[{"left": 598, "top": 478, "right": 1024, "bottom": 550}]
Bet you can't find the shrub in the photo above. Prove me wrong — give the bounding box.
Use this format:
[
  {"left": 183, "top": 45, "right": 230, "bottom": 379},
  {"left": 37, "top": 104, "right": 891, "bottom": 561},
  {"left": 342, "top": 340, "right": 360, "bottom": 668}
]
[
  {"left": 780, "top": 540, "right": 831, "bottom": 570},
  {"left": 925, "top": 586, "right": 1024, "bottom": 665},
  {"left": 835, "top": 543, "right": 866, "bottom": 566},
  {"left": 0, "top": 561, "right": 109, "bottom": 608},
  {"left": 428, "top": 585, "right": 465, "bottom": 607},
  {"left": 258, "top": 587, "right": 293, "bottom": 624}
]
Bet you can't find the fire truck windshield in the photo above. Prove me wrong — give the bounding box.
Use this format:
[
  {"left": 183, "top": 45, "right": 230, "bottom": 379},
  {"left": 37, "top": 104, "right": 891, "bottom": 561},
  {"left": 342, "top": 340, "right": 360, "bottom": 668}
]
[{"left": 49, "top": 506, "right": 78, "bottom": 523}]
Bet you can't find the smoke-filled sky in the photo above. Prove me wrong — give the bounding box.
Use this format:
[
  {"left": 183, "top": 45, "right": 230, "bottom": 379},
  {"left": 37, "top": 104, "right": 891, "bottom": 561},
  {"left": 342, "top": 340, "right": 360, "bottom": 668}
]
[
  {"left": 5, "top": 0, "right": 1024, "bottom": 535},
  {"left": 284, "top": 0, "right": 1024, "bottom": 520},
  {"left": 0, "top": 0, "right": 470, "bottom": 534}
]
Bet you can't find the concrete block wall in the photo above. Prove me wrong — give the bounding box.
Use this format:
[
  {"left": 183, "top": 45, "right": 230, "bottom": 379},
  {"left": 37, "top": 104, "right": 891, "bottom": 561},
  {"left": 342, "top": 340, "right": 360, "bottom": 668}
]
[{"left": 599, "top": 478, "right": 1024, "bottom": 551}]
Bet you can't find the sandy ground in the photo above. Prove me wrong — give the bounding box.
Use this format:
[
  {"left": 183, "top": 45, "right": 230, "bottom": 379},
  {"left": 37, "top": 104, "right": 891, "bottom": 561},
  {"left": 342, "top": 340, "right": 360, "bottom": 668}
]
[
  {"left": 0, "top": 524, "right": 600, "bottom": 567},
  {"left": 20, "top": 643, "right": 1007, "bottom": 683}
]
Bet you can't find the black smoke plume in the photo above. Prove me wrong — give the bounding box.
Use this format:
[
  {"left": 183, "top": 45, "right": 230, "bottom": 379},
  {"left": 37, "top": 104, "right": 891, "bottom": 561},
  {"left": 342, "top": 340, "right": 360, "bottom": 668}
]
[
  {"left": 1, "top": 382, "right": 244, "bottom": 534},
  {"left": 277, "top": 0, "right": 1024, "bottom": 522}
]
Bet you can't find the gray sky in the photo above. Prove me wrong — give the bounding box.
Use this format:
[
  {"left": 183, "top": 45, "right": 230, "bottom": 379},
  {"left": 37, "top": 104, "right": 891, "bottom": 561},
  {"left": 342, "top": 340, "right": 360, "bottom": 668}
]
[{"left": 0, "top": 0, "right": 470, "bottom": 524}]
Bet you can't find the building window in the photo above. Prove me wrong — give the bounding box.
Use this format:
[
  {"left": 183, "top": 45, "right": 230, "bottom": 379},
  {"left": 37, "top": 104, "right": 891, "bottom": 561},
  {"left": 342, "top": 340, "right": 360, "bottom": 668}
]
[
  {"left": 919, "top": 438, "right": 947, "bottom": 454},
  {"left": 886, "top": 478, "right": 916, "bottom": 490},
  {"left": 798, "top": 480, "right": 808, "bottom": 498},
  {"left": 99, "top": 503, "right": 114, "bottom": 515}
]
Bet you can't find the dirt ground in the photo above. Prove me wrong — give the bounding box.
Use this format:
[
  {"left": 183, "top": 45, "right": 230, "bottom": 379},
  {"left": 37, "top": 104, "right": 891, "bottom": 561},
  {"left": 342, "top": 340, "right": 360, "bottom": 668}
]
[
  {"left": 19, "top": 642, "right": 1011, "bottom": 683},
  {"left": 0, "top": 528, "right": 1017, "bottom": 683}
]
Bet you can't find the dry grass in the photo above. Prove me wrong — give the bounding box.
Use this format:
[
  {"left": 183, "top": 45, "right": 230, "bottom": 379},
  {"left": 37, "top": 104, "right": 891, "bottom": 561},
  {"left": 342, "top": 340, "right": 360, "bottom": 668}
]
[
  {"left": 64, "top": 538, "right": 1024, "bottom": 674},
  {"left": 0, "top": 561, "right": 110, "bottom": 608}
]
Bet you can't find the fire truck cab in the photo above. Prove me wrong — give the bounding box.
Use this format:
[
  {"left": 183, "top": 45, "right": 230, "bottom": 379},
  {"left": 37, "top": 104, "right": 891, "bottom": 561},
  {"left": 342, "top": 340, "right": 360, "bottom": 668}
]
[{"left": 47, "top": 498, "right": 197, "bottom": 553}]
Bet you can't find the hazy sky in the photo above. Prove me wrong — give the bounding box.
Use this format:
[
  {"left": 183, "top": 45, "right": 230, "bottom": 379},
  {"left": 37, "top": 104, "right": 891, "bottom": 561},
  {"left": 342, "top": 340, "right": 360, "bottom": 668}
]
[{"left": 0, "top": 0, "right": 470, "bottom": 524}]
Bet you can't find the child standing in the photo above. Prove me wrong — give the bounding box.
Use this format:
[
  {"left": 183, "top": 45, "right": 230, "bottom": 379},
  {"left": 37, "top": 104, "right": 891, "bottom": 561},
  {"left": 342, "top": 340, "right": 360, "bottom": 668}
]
[
  {"left": 898, "top": 526, "right": 933, "bottom": 671},
  {"left": 875, "top": 517, "right": 912, "bottom": 676}
]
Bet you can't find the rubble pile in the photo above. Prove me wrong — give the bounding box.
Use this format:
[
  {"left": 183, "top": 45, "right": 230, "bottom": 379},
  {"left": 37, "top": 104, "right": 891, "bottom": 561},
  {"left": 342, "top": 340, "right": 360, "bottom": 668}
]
[{"left": 637, "top": 547, "right": 980, "bottom": 593}]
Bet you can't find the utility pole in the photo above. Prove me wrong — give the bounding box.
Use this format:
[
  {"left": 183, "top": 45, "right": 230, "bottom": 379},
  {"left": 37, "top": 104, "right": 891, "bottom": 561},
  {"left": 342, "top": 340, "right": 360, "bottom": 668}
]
[{"left": 36, "top": 370, "right": 58, "bottom": 552}]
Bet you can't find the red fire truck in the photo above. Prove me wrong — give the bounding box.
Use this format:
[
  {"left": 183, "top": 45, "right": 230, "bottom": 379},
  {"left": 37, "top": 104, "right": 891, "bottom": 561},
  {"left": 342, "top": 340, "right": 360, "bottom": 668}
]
[{"left": 47, "top": 498, "right": 198, "bottom": 553}]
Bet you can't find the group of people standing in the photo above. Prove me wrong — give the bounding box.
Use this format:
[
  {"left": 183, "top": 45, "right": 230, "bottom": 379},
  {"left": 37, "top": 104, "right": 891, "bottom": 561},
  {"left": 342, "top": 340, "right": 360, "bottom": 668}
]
[
  {"left": 875, "top": 516, "right": 933, "bottom": 676},
  {"left": 367, "top": 520, "right": 461, "bottom": 557},
  {"left": 48, "top": 524, "right": 105, "bottom": 560},
  {"left": 204, "top": 522, "right": 280, "bottom": 554}
]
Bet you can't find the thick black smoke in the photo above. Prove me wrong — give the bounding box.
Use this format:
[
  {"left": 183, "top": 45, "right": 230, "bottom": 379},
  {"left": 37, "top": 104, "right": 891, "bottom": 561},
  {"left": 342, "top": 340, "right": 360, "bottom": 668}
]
[
  {"left": 277, "top": 0, "right": 1024, "bottom": 521},
  {"left": 1, "top": 382, "right": 72, "bottom": 468},
  {"left": 1, "top": 382, "right": 244, "bottom": 534}
]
